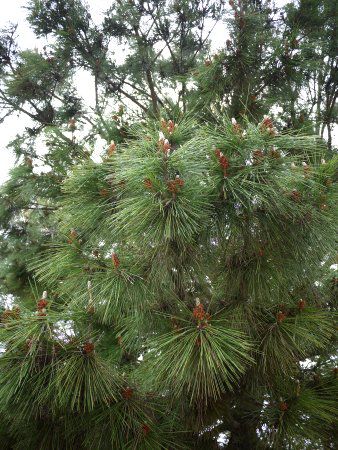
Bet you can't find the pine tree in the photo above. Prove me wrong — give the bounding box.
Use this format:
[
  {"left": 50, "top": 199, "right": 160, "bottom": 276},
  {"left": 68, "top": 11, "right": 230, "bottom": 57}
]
[
  {"left": 0, "top": 1, "right": 337, "bottom": 448},
  {"left": 0, "top": 115, "right": 336, "bottom": 448}
]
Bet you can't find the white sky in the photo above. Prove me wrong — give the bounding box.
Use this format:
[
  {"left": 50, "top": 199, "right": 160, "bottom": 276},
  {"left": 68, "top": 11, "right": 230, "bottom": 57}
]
[{"left": 0, "top": 0, "right": 310, "bottom": 184}]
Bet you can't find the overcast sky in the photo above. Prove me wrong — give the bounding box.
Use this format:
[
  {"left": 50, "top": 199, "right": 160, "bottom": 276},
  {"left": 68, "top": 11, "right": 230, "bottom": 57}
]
[{"left": 0, "top": 0, "right": 297, "bottom": 183}]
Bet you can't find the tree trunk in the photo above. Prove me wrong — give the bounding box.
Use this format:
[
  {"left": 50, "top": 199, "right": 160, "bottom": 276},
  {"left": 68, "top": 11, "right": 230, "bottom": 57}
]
[
  {"left": 315, "top": 70, "right": 323, "bottom": 135},
  {"left": 327, "top": 123, "right": 332, "bottom": 152},
  {"left": 227, "top": 391, "right": 264, "bottom": 450},
  {"left": 146, "top": 67, "right": 159, "bottom": 117}
]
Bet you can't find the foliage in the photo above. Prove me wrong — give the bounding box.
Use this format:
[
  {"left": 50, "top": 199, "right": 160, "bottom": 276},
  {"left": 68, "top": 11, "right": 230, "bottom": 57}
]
[{"left": 0, "top": 0, "right": 337, "bottom": 448}]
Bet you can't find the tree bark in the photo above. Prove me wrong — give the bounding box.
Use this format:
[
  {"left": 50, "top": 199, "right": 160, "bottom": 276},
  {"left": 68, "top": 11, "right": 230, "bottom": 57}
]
[{"left": 227, "top": 390, "right": 264, "bottom": 450}]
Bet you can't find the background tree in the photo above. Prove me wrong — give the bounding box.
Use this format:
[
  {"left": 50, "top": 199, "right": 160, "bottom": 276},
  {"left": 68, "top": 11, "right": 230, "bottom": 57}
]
[
  {"left": 280, "top": 0, "right": 338, "bottom": 149},
  {"left": 192, "top": 0, "right": 284, "bottom": 120}
]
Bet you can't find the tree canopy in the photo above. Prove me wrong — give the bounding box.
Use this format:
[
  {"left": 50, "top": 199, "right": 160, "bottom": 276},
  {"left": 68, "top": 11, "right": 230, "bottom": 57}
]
[{"left": 0, "top": 1, "right": 337, "bottom": 448}]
